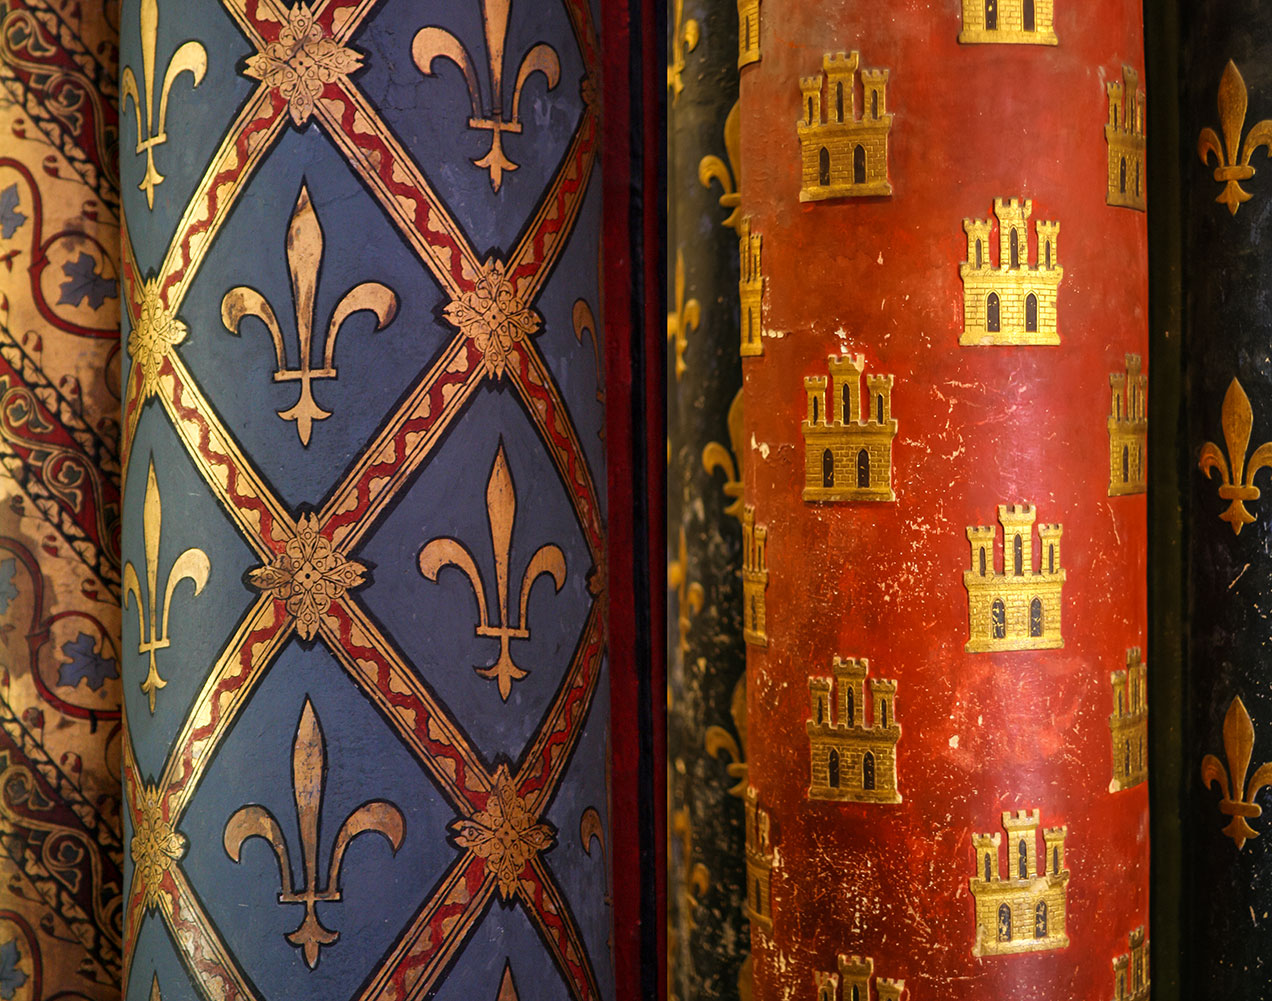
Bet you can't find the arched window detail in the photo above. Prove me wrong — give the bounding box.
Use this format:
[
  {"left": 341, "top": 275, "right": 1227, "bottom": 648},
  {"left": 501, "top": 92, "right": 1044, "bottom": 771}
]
[
  {"left": 997, "top": 903, "right": 1011, "bottom": 941},
  {"left": 1048, "top": 544, "right": 1055, "bottom": 573},
  {"left": 1035, "top": 900, "right": 1048, "bottom": 938},
  {"left": 984, "top": 853, "right": 992, "bottom": 882},
  {"left": 853, "top": 144, "right": 866, "bottom": 185},
  {"left": 991, "top": 599, "right": 1006, "bottom": 639},
  {"left": 828, "top": 749, "right": 840, "bottom": 788},
  {"left": 876, "top": 393, "right": 884, "bottom": 424},
  {"left": 822, "top": 449, "right": 834, "bottom": 488},
  {"left": 979, "top": 548, "right": 987, "bottom": 576},
  {"left": 1123, "top": 445, "right": 1130, "bottom": 483},
  {"left": 986, "top": 292, "right": 1000, "bottom": 332},
  {"left": 880, "top": 699, "right": 889, "bottom": 728},
  {"left": 846, "top": 686, "right": 855, "bottom": 726},
  {"left": 1030, "top": 598, "right": 1044, "bottom": 637},
  {"left": 1010, "top": 229, "right": 1020, "bottom": 268},
  {"left": 857, "top": 449, "right": 870, "bottom": 488},
  {"left": 842, "top": 384, "right": 852, "bottom": 423},
  {"left": 1023, "top": 0, "right": 1036, "bottom": 31},
  {"left": 863, "top": 751, "right": 876, "bottom": 790},
  {"left": 818, "top": 146, "right": 830, "bottom": 186},
  {"left": 1120, "top": 157, "right": 1127, "bottom": 193},
  {"left": 1013, "top": 534, "right": 1024, "bottom": 575},
  {"left": 1052, "top": 846, "right": 1059, "bottom": 874},
  {"left": 836, "top": 82, "right": 844, "bottom": 122},
  {"left": 1026, "top": 293, "right": 1038, "bottom": 332},
  {"left": 986, "top": 0, "right": 998, "bottom": 30},
  {"left": 871, "top": 90, "right": 879, "bottom": 119},
  {"left": 1018, "top": 839, "right": 1028, "bottom": 879}
]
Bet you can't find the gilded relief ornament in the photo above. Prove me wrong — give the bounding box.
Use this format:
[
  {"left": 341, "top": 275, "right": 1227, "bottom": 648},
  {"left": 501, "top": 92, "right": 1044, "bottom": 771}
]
[
  {"left": 1201, "top": 696, "right": 1272, "bottom": 850},
  {"left": 1105, "top": 66, "right": 1146, "bottom": 211},
  {"left": 797, "top": 52, "right": 893, "bottom": 201},
  {"left": 743, "top": 785, "right": 773, "bottom": 932},
  {"left": 737, "top": 0, "right": 760, "bottom": 68},
  {"left": 814, "top": 956, "right": 906, "bottom": 1001},
  {"left": 667, "top": 0, "right": 700, "bottom": 102},
  {"left": 667, "top": 250, "right": 700, "bottom": 381},
  {"left": 739, "top": 218, "right": 764, "bottom": 357},
  {"left": 969, "top": 809, "right": 1070, "bottom": 956},
  {"left": 222, "top": 182, "right": 399, "bottom": 446},
  {"left": 224, "top": 699, "right": 405, "bottom": 968},
  {"left": 243, "top": 3, "right": 364, "bottom": 127},
  {"left": 123, "top": 460, "right": 210, "bottom": 713},
  {"left": 1109, "top": 649, "right": 1148, "bottom": 792},
  {"left": 958, "top": 0, "right": 1057, "bottom": 45},
  {"left": 444, "top": 258, "right": 543, "bottom": 379},
  {"left": 128, "top": 279, "right": 187, "bottom": 403},
  {"left": 806, "top": 657, "right": 901, "bottom": 804},
  {"left": 801, "top": 355, "right": 897, "bottom": 502},
  {"left": 131, "top": 784, "right": 186, "bottom": 910},
  {"left": 247, "top": 513, "right": 368, "bottom": 642},
  {"left": 668, "top": 525, "right": 704, "bottom": 656},
  {"left": 741, "top": 505, "right": 768, "bottom": 647},
  {"left": 450, "top": 764, "right": 556, "bottom": 901},
  {"left": 699, "top": 102, "right": 743, "bottom": 233},
  {"left": 1111, "top": 927, "right": 1150, "bottom": 1001},
  {"left": 1108, "top": 354, "right": 1147, "bottom": 496},
  {"left": 412, "top": 0, "right": 561, "bottom": 191},
  {"left": 706, "top": 674, "right": 748, "bottom": 797},
  {"left": 702, "top": 389, "right": 745, "bottom": 523},
  {"left": 419, "top": 443, "right": 566, "bottom": 700},
  {"left": 1199, "top": 377, "right": 1272, "bottom": 534},
  {"left": 1198, "top": 60, "right": 1272, "bottom": 216},
  {"left": 121, "top": 0, "right": 207, "bottom": 207}
]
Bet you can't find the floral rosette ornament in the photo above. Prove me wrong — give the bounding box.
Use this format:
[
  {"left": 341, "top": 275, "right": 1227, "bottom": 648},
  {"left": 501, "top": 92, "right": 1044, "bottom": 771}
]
[
  {"left": 444, "top": 258, "right": 543, "bottom": 379},
  {"left": 131, "top": 785, "right": 187, "bottom": 910},
  {"left": 244, "top": 3, "right": 364, "bottom": 126},
  {"left": 449, "top": 765, "right": 556, "bottom": 900}
]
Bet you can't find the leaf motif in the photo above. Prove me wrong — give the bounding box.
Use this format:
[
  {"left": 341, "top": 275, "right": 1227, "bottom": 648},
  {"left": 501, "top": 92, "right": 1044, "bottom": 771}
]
[
  {"left": 1223, "top": 696, "right": 1256, "bottom": 800},
  {"left": 1221, "top": 378, "right": 1254, "bottom": 485},
  {"left": 1219, "top": 60, "right": 1250, "bottom": 166}
]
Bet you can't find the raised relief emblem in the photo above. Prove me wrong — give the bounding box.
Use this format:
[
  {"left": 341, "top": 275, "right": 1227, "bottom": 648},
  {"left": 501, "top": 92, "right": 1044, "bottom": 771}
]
[
  {"left": 1199, "top": 60, "right": 1272, "bottom": 216},
  {"left": 1106, "top": 66, "right": 1146, "bottom": 211},
  {"left": 970, "top": 809, "right": 1070, "bottom": 956},
  {"left": 815, "top": 956, "right": 906, "bottom": 1001},
  {"left": 1108, "top": 354, "right": 1147, "bottom": 496},
  {"left": 958, "top": 0, "right": 1057, "bottom": 45},
  {"left": 807, "top": 657, "right": 900, "bottom": 804},
  {"left": 797, "top": 52, "right": 892, "bottom": 201},
  {"left": 1199, "top": 377, "right": 1272, "bottom": 535},
  {"left": 1201, "top": 695, "right": 1272, "bottom": 850},
  {"left": 802, "top": 354, "right": 896, "bottom": 502}
]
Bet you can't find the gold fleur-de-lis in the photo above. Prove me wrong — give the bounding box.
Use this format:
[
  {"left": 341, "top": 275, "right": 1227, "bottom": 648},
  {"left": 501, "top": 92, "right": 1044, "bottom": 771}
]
[
  {"left": 1198, "top": 60, "right": 1272, "bottom": 215},
  {"left": 120, "top": 0, "right": 208, "bottom": 208},
  {"left": 221, "top": 183, "right": 399, "bottom": 446},
  {"left": 698, "top": 101, "right": 743, "bottom": 233},
  {"left": 419, "top": 442, "right": 567, "bottom": 700},
  {"left": 667, "top": 526, "right": 703, "bottom": 656},
  {"left": 572, "top": 296, "right": 604, "bottom": 405},
  {"left": 702, "top": 389, "right": 745, "bottom": 523},
  {"left": 412, "top": 0, "right": 561, "bottom": 191},
  {"left": 667, "top": 0, "right": 700, "bottom": 102},
  {"left": 1202, "top": 696, "right": 1272, "bottom": 850},
  {"left": 1199, "top": 377, "right": 1272, "bottom": 534},
  {"left": 705, "top": 672, "right": 748, "bottom": 797},
  {"left": 670, "top": 803, "right": 710, "bottom": 932},
  {"left": 224, "top": 699, "right": 405, "bottom": 968},
  {"left": 667, "top": 250, "right": 700, "bottom": 382},
  {"left": 123, "top": 460, "right": 210, "bottom": 713}
]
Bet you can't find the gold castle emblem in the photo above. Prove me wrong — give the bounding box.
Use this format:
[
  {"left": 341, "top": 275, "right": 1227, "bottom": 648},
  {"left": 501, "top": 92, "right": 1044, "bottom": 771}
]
[
  {"left": 739, "top": 218, "right": 764, "bottom": 357},
  {"left": 815, "top": 956, "right": 906, "bottom": 1001},
  {"left": 737, "top": 0, "right": 761, "bottom": 69},
  {"left": 958, "top": 0, "right": 1057, "bottom": 45},
  {"left": 960, "top": 198, "right": 1063, "bottom": 346},
  {"left": 1108, "top": 354, "right": 1147, "bottom": 496},
  {"left": 1106, "top": 66, "right": 1146, "bottom": 211},
  {"left": 1109, "top": 648, "right": 1148, "bottom": 792},
  {"left": 744, "top": 785, "right": 773, "bottom": 933},
  {"left": 797, "top": 52, "right": 892, "bottom": 202},
  {"left": 741, "top": 505, "right": 768, "bottom": 647},
  {"left": 1112, "top": 927, "right": 1150, "bottom": 1000},
  {"left": 802, "top": 354, "right": 897, "bottom": 502},
  {"left": 970, "top": 808, "right": 1070, "bottom": 957},
  {"left": 964, "top": 503, "right": 1065, "bottom": 653},
  {"left": 807, "top": 657, "right": 900, "bottom": 804}
]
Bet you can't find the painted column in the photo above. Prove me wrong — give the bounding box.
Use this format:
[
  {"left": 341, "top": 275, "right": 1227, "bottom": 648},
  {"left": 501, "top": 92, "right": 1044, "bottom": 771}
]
[
  {"left": 736, "top": 2, "right": 1150, "bottom": 998},
  {"left": 666, "top": 0, "right": 750, "bottom": 998},
  {"left": 118, "top": 3, "right": 612, "bottom": 1001},
  {"left": 1182, "top": 5, "right": 1272, "bottom": 995},
  {"left": 0, "top": 0, "right": 124, "bottom": 997}
]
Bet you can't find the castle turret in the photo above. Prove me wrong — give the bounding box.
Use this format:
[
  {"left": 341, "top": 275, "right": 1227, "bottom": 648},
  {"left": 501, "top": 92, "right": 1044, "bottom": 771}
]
[
  {"left": 805, "top": 374, "right": 829, "bottom": 425},
  {"left": 837, "top": 955, "right": 872, "bottom": 1000},
  {"left": 744, "top": 785, "right": 774, "bottom": 931},
  {"left": 1036, "top": 219, "right": 1060, "bottom": 270},
  {"left": 737, "top": 0, "right": 761, "bottom": 68},
  {"left": 834, "top": 656, "right": 866, "bottom": 727},
  {"left": 1109, "top": 354, "right": 1148, "bottom": 494},
  {"left": 965, "top": 217, "right": 993, "bottom": 270},
  {"left": 994, "top": 198, "right": 1032, "bottom": 269},
  {"left": 739, "top": 218, "right": 764, "bottom": 357},
  {"left": 1109, "top": 648, "right": 1148, "bottom": 791},
  {"left": 967, "top": 524, "right": 997, "bottom": 577},
  {"left": 972, "top": 831, "right": 1002, "bottom": 882},
  {"left": 1042, "top": 824, "right": 1067, "bottom": 877},
  {"left": 823, "top": 52, "right": 858, "bottom": 124},
  {"left": 866, "top": 373, "right": 894, "bottom": 425},
  {"left": 1038, "top": 522, "right": 1062, "bottom": 576},
  {"left": 814, "top": 972, "right": 839, "bottom": 1001},
  {"left": 1106, "top": 64, "right": 1146, "bottom": 210},
  {"left": 742, "top": 505, "right": 769, "bottom": 646},
  {"left": 861, "top": 68, "right": 889, "bottom": 121},
  {"left": 1002, "top": 808, "right": 1041, "bottom": 879},
  {"left": 998, "top": 503, "right": 1036, "bottom": 577},
  {"left": 828, "top": 354, "right": 865, "bottom": 424}
]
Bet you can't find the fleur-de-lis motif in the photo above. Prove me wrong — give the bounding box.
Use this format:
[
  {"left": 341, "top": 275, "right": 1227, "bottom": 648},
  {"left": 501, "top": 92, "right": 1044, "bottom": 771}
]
[
  {"left": 412, "top": 0, "right": 561, "bottom": 191},
  {"left": 698, "top": 101, "right": 743, "bottom": 233},
  {"left": 702, "top": 389, "right": 745, "bottom": 523},
  {"left": 221, "top": 183, "right": 398, "bottom": 446},
  {"left": 1198, "top": 60, "right": 1272, "bottom": 216},
  {"left": 123, "top": 460, "right": 210, "bottom": 713},
  {"left": 223, "top": 699, "right": 405, "bottom": 969},
  {"left": 667, "top": 526, "right": 703, "bottom": 656},
  {"left": 419, "top": 443, "right": 566, "bottom": 700},
  {"left": 120, "top": 0, "right": 208, "bottom": 208},
  {"left": 667, "top": 0, "right": 700, "bottom": 102},
  {"left": 1199, "top": 377, "right": 1272, "bottom": 534},
  {"left": 667, "top": 250, "right": 700, "bottom": 382},
  {"left": 1201, "top": 696, "right": 1272, "bottom": 850},
  {"left": 705, "top": 672, "right": 748, "bottom": 797},
  {"left": 572, "top": 296, "right": 604, "bottom": 405},
  {"left": 671, "top": 803, "right": 710, "bottom": 933}
]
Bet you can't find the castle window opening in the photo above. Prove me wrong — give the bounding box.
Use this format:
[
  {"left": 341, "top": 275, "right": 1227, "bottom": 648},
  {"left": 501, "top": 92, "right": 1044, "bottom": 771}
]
[
  {"left": 1134, "top": 956, "right": 1142, "bottom": 989},
  {"left": 985, "top": 0, "right": 997, "bottom": 30},
  {"left": 836, "top": 82, "right": 844, "bottom": 123},
  {"left": 986, "top": 292, "right": 1000, "bottom": 332},
  {"left": 979, "top": 547, "right": 987, "bottom": 576},
  {"left": 1113, "top": 104, "right": 1119, "bottom": 129},
  {"left": 1045, "top": 241, "right": 1052, "bottom": 269},
  {"left": 1018, "top": 839, "right": 1028, "bottom": 879},
  {"left": 857, "top": 449, "right": 870, "bottom": 488},
  {"left": 1023, "top": 0, "right": 1035, "bottom": 32},
  {"left": 853, "top": 144, "right": 866, "bottom": 185},
  {"left": 755, "top": 878, "right": 762, "bottom": 911},
  {"left": 1123, "top": 445, "right": 1130, "bottom": 483},
  {"left": 1120, "top": 157, "right": 1127, "bottom": 194},
  {"left": 851, "top": 988, "right": 859, "bottom": 1001},
  {"left": 816, "top": 698, "right": 824, "bottom": 725},
  {"left": 991, "top": 600, "right": 1006, "bottom": 639},
  {"left": 807, "top": 97, "right": 813, "bottom": 124},
  {"left": 818, "top": 146, "right": 830, "bottom": 186},
  {"left": 1030, "top": 598, "right": 1043, "bottom": 637},
  {"left": 1125, "top": 741, "right": 1131, "bottom": 777},
  {"left": 846, "top": 686, "right": 854, "bottom": 725},
  {"left": 1025, "top": 293, "right": 1038, "bottom": 332},
  {"left": 863, "top": 751, "right": 876, "bottom": 790},
  {"left": 880, "top": 698, "right": 888, "bottom": 728},
  {"left": 1139, "top": 736, "right": 1144, "bottom": 768},
  {"left": 812, "top": 395, "right": 820, "bottom": 424},
  {"left": 1048, "top": 544, "right": 1055, "bottom": 573},
  {"left": 871, "top": 90, "right": 879, "bottom": 120},
  {"left": 750, "top": 595, "right": 757, "bottom": 632},
  {"left": 984, "top": 853, "right": 992, "bottom": 882},
  {"left": 876, "top": 393, "right": 884, "bottom": 424},
  {"left": 828, "top": 749, "right": 840, "bottom": 788},
  {"left": 1052, "top": 845, "right": 1059, "bottom": 874},
  {"left": 975, "top": 239, "right": 983, "bottom": 269},
  {"left": 997, "top": 904, "right": 1011, "bottom": 941},
  {"left": 1118, "top": 691, "right": 1124, "bottom": 715},
  {"left": 1118, "top": 972, "right": 1126, "bottom": 999},
  {"left": 1136, "top": 168, "right": 1141, "bottom": 197},
  {"left": 842, "top": 384, "right": 851, "bottom": 423},
  {"left": 1013, "top": 534, "right": 1023, "bottom": 576},
  {"left": 1035, "top": 899, "right": 1047, "bottom": 938},
  {"left": 822, "top": 449, "right": 834, "bottom": 488},
  {"left": 1010, "top": 229, "right": 1020, "bottom": 268}
]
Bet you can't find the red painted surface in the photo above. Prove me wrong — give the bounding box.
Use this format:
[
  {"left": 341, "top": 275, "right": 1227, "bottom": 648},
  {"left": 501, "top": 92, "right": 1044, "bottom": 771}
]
[{"left": 740, "top": 3, "right": 1148, "bottom": 998}]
